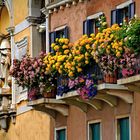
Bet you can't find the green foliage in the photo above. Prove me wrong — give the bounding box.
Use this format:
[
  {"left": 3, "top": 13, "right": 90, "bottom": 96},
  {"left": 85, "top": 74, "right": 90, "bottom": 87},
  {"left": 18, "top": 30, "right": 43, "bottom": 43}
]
[
  {"left": 125, "top": 18, "right": 140, "bottom": 54},
  {"left": 98, "top": 15, "right": 107, "bottom": 33}
]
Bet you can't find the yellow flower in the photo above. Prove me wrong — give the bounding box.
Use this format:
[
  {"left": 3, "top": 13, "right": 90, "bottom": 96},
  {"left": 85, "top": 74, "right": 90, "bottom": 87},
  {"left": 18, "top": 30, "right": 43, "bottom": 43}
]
[
  {"left": 118, "top": 47, "right": 122, "bottom": 51},
  {"left": 68, "top": 72, "right": 74, "bottom": 77},
  {"left": 58, "top": 69, "right": 62, "bottom": 74},
  {"left": 62, "top": 45, "right": 68, "bottom": 49},
  {"left": 64, "top": 39, "right": 69, "bottom": 44},
  {"left": 85, "top": 52, "right": 89, "bottom": 57},
  {"left": 51, "top": 43, "right": 55, "bottom": 48},
  {"left": 64, "top": 49, "right": 69, "bottom": 54},
  {"left": 80, "top": 40, "right": 85, "bottom": 46},
  {"left": 116, "top": 51, "right": 121, "bottom": 57},
  {"left": 85, "top": 60, "right": 89, "bottom": 64},
  {"left": 86, "top": 44, "right": 90, "bottom": 50},
  {"left": 77, "top": 67, "right": 82, "bottom": 72},
  {"left": 76, "top": 50, "right": 80, "bottom": 55},
  {"left": 54, "top": 45, "right": 59, "bottom": 51},
  {"left": 90, "top": 33, "right": 95, "bottom": 38}
]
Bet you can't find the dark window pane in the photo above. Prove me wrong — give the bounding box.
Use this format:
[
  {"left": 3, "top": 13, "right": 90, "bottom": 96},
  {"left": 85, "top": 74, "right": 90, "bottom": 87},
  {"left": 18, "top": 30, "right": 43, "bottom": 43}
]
[
  {"left": 56, "top": 129, "right": 66, "bottom": 140},
  {"left": 90, "top": 123, "right": 100, "bottom": 140},
  {"left": 118, "top": 117, "right": 130, "bottom": 140}
]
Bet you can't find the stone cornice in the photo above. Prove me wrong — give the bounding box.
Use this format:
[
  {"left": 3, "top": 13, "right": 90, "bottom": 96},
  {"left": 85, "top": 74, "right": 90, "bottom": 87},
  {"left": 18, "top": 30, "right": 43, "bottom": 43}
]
[
  {"left": 46, "top": 0, "right": 84, "bottom": 14},
  {"left": 26, "top": 16, "right": 42, "bottom": 25}
]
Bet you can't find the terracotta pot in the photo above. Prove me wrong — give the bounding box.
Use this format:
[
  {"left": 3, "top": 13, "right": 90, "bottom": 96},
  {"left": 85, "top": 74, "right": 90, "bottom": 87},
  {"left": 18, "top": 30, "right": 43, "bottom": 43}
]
[
  {"left": 43, "top": 92, "right": 55, "bottom": 98},
  {"left": 104, "top": 74, "right": 110, "bottom": 83},
  {"left": 43, "top": 88, "right": 56, "bottom": 98},
  {"left": 109, "top": 74, "right": 114, "bottom": 83}
]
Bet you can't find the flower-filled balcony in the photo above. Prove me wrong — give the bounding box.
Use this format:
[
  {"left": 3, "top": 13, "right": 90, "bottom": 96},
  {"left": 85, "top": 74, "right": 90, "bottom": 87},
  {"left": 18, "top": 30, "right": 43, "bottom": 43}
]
[
  {"left": 11, "top": 15, "right": 140, "bottom": 115},
  {"left": 117, "top": 18, "right": 140, "bottom": 92}
]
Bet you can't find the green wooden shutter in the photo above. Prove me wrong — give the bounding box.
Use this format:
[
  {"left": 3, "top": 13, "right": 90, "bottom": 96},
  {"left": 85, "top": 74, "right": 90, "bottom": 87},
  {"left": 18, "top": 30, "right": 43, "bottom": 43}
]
[
  {"left": 90, "top": 123, "right": 100, "bottom": 140},
  {"left": 57, "top": 129, "right": 66, "bottom": 140},
  {"left": 119, "top": 117, "right": 130, "bottom": 140}
]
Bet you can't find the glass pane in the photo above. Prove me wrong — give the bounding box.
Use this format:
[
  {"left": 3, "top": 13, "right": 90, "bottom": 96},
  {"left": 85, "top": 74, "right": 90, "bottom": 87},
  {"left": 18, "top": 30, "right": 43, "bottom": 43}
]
[
  {"left": 119, "top": 117, "right": 130, "bottom": 140},
  {"left": 90, "top": 123, "right": 100, "bottom": 140},
  {"left": 57, "top": 129, "right": 66, "bottom": 140}
]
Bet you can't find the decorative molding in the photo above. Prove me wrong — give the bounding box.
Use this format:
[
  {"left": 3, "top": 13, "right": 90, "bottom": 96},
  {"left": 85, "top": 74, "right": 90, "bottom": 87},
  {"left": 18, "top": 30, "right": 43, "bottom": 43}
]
[
  {"left": 106, "top": 90, "right": 133, "bottom": 104},
  {"left": 76, "top": 98, "right": 102, "bottom": 110},
  {"left": 14, "top": 37, "right": 28, "bottom": 60},
  {"left": 54, "top": 25, "right": 66, "bottom": 31},
  {"left": 47, "top": 0, "right": 72, "bottom": 10},
  {"left": 117, "top": 74, "right": 140, "bottom": 85},
  {"left": 16, "top": 89, "right": 28, "bottom": 104},
  {"left": 95, "top": 93, "right": 118, "bottom": 107},
  {"left": 87, "top": 12, "right": 103, "bottom": 20},
  {"left": 25, "top": 16, "right": 42, "bottom": 24},
  {"left": 17, "top": 105, "right": 33, "bottom": 116},
  {"left": 14, "top": 20, "right": 31, "bottom": 35},
  {"left": 45, "top": 104, "right": 68, "bottom": 116},
  {"left": 28, "top": 98, "right": 69, "bottom": 118},
  {"left": 64, "top": 98, "right": 88, "bottom": 112},
  {"left": 41, "top": 7, "right": 49, "bottom": 17},
  {"left": 97, "top": 83, "right": 128, "bottom": 91},
  {"left": 116, "top": 0, "right": 133, "bottom": 9}
]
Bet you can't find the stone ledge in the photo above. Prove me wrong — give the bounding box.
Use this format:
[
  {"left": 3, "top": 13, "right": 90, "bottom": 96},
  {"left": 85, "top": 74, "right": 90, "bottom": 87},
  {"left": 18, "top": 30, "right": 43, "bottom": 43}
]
[
  {"left": 56, "top": 83, "right": 128, "bottom": 100},
  {"left": 117, "top": 74, "right": 140, "bottom": 85},
  {"left": 28, "top": 98, "right": 66, "bottom": 106}
]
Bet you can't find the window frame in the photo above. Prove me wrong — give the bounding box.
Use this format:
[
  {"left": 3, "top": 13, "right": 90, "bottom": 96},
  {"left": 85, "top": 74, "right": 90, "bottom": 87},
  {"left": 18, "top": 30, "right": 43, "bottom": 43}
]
[
  {"left": 49, "top": 25, "right": 69, "bottom": 52},
  {"left": 111, "top": 0, "right": 135, "bottom": 25},
  {"left": 83, "top": 12, "right": 103, "bottom": 36},
  {"left": 88, "top": 120, "right": 102, "bottom": 140},
  {"left": 115, "top": 115, "right": 131, "bottom": 140},
  {"left": 55, "top": 126, "right": 67, "bottom": 140}
]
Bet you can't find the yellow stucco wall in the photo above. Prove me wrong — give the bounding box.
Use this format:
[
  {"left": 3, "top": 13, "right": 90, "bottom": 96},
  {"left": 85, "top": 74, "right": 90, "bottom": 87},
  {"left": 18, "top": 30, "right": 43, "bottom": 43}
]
[
  {"left": 13, "top": 0, "right": 28, "bottom": 26},
  {"left": 0, "top": 110, "right": 51, "bottom": 140},
  {"left": 14, "top": 27, "right": 30, "bottom": 54},
  {"left": 0, "top": 6, "right": 10, "bottom": 35}
]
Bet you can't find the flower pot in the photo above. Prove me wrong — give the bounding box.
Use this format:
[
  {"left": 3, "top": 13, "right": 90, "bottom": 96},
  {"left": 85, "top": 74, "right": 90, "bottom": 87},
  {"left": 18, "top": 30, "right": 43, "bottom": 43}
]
[
  {"left": 109, "top": 74, "right": 114, "bottom": 83},
  {"left": 104, "top": 74, "right": 110, "bottom": 83},
  {"left": 43, "top": 87, "right": 56, "bottom": 98},
  {"left": 43, "top": 92, "right": 56, "bottom": 98}
]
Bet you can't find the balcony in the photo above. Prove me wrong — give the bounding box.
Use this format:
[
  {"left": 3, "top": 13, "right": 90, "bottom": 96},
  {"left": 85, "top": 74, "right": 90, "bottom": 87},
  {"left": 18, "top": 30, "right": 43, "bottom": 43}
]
[
  {"left": 117, "top": 54, "right": 140, "bottom": 92},
  {"left": 56, "top": 64, "right": 132, "bottom": 112}
]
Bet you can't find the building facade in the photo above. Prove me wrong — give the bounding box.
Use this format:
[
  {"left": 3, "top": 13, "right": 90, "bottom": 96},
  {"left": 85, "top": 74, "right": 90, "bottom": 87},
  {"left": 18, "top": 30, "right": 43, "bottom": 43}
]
[{"left": 0, "top": 0, "right": 140, "bottom": 140}]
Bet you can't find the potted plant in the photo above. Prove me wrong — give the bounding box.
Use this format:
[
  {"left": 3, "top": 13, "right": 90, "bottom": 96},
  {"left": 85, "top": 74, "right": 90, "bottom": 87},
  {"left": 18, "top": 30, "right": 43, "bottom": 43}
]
[{"left": 10, "top": 52, "right": 56, "bottom": 100}]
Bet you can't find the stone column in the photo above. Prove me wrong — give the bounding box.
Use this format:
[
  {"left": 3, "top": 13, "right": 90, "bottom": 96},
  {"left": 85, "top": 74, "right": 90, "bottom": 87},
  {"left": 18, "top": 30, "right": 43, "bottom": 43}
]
[{"left": 41, "top": 7, "right": 50, "bottom": 53}]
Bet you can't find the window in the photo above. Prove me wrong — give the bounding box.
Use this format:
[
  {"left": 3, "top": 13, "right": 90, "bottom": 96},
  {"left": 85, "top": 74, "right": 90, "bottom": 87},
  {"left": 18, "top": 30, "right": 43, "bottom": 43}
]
[
  {"left": 111, "top": 1, "right": 135, "bottom": 25},
  {"left": 83, "top": 12, "right": 103, "bottom": 36},
  {"left": 89, "top": 122, "right": 101, "bottom": 140},
  {"left": 117, "top": 117, "right": 130, "bottom": 140},
  {"left": 56, "top": 128, "right": 66, "bottom": 140},
  {"left": 49, "top": 26, "right": 68, "bottom": 52}
]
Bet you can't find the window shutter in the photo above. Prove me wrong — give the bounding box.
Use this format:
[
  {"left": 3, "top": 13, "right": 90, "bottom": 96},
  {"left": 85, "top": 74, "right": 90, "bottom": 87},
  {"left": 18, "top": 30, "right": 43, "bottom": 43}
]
[
  {"left": 64, "top": 26, "right": 69, "bottom": 38},
  {"left": 83, "top": 20, "right": 87, "bottom": 35},
  {"left": 49, "top": 32, "right": 56, "bottom": 52},
  {"left": 116, "top": 9, "right": 123, "bottom": 25},
  {"left": 128, "top": 2, "right": 135, "bottom": 19},
  {"left": 83, "top": 20, "right": 92, "bottom": 36},
  {"left": 111, "top": 9, "right": 117, "bottom": 25}
]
